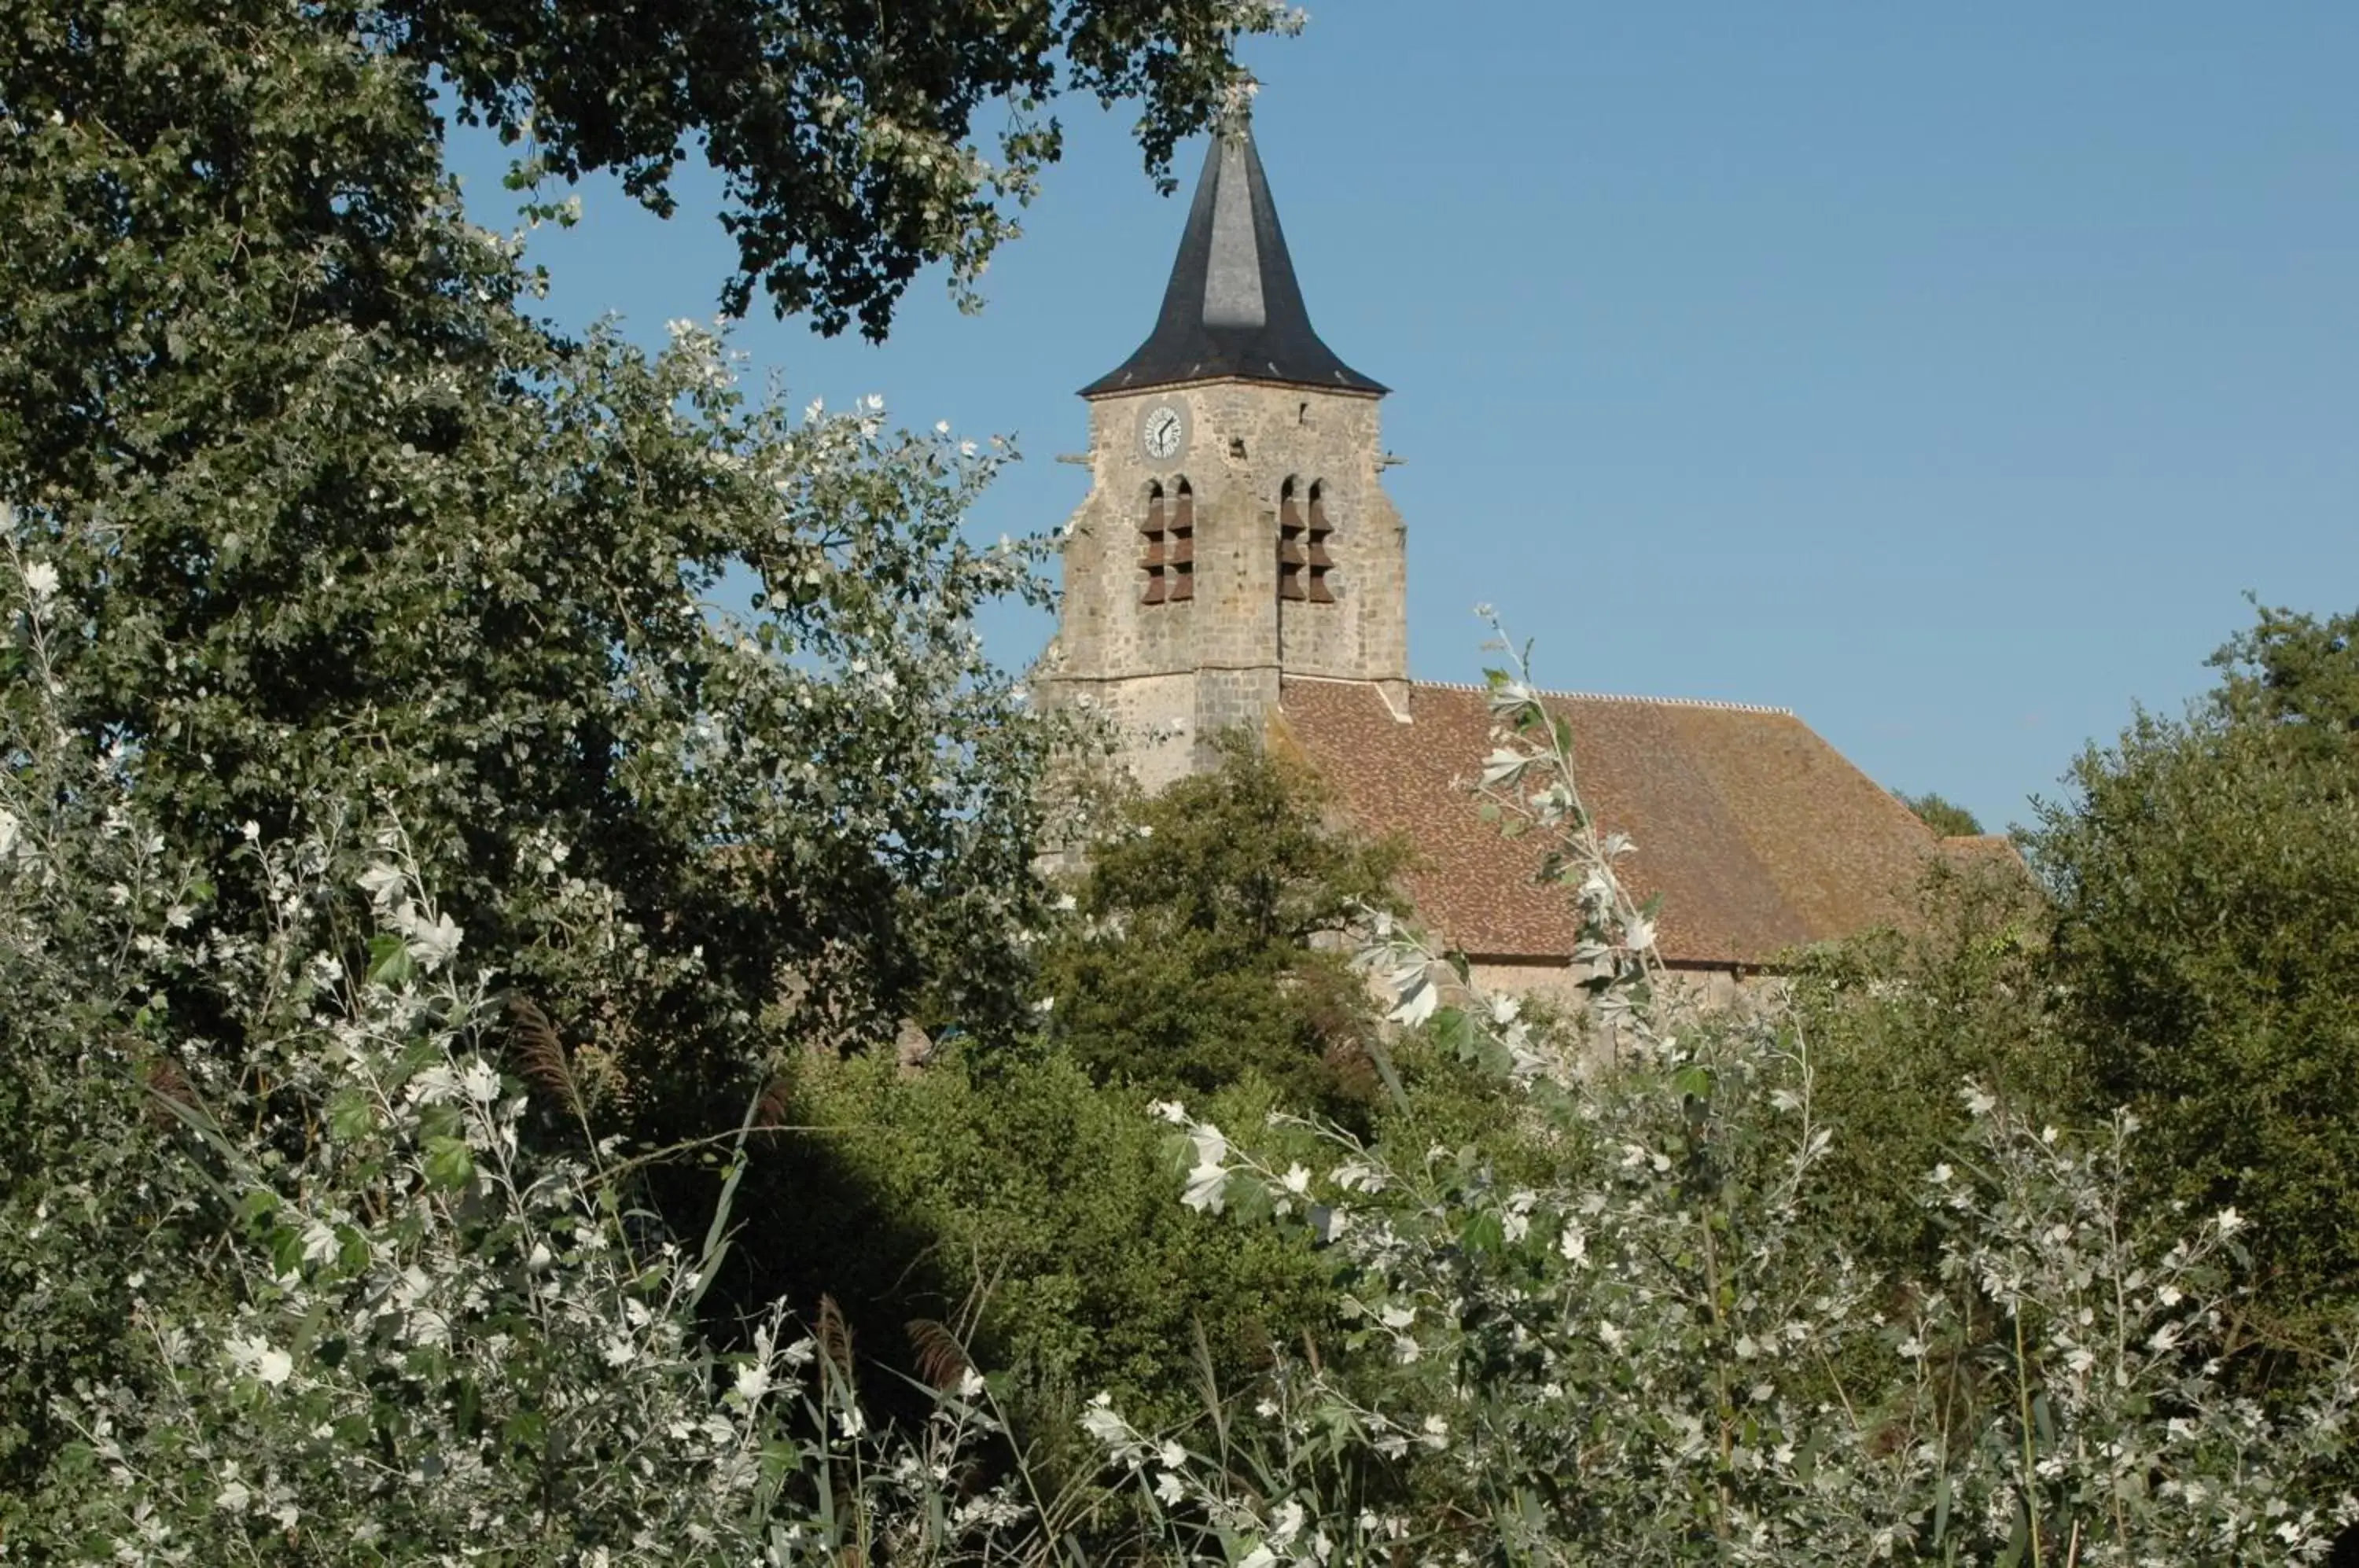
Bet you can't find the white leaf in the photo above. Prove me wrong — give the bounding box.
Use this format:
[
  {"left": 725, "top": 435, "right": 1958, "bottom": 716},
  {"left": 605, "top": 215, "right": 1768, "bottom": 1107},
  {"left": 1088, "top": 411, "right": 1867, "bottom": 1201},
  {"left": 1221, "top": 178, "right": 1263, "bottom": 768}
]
[
  {"left": 1180, "top": 1163, "right": 1227, "bottom": 1214},
  {"left": 1389, "top": 976, "right": 1438, "bottom": 1029},
  {"left": 1480, "top": 748, "right": 1527, "bottom": 787},
  {"left": 1186, "top": 1124, "right": 1227, "bottom": 1169},
  {"left": 405, "top": 911, "right": 464, "bottom": 969}
]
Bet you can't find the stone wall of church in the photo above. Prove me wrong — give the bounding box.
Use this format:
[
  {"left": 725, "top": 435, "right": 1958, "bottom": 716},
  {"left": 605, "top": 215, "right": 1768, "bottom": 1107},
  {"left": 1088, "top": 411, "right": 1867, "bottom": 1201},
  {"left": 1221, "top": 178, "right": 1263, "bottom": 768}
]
[
  {"left": 1043, "top": 378, "right": 1409, "bottom": 786},
  {"left": 1467, "top": 958, "right": 1754, "bottom": 1014},
  {"left": 1067, "top": 670, "right": 1200, "bottom": 795}
]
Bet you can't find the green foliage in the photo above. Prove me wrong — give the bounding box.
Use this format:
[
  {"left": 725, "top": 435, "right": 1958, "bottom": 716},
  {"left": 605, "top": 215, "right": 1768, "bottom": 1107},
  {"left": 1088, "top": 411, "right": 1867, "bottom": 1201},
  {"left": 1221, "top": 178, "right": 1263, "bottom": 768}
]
[
  {"left": 746, "top": 1049, "right": 1341, "bottom": 1445},
  {"left": 2030, "top": 602, "right": 2359, "bottom": 1325},
  {"left": 3, "top": 0, "right": 1220, "bottom": 1517},
  {"left": 4, "top": 0, "right": 1294, "bottom": 354},
  {"left": 720, "top": 1019, "right": 1528, "bottom": 1451},
  {"left": 2208, "top": 598, "right": 2359, "bottom": 753},
  {"left": 0, "top": 646, "right": 223, "bottom": 1518},
  {"left": 1787, "top": 858, "right": 2073, "bottom": 1273},
  {"left": 1893, "top": 790, "right": 1985, "bottom": 837},
  {"left": 1039, "top": 734, "right": 1414, "bottom": 1124},
  {"left": 3, "top": 0, "right": 1076, "bottom": 1134},
  {"left": 685, "top": 729, "right": 1514, "bottom": 1475},
  {"left": 401, "top": 0, "right": 1301, "bottom": 335}
]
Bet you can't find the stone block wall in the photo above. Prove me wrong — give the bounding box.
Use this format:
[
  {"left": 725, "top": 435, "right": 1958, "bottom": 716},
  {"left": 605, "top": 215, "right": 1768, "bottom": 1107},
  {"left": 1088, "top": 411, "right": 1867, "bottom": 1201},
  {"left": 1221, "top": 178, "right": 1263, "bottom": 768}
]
[
  {"left": 1466, "top": 959, "right": 1755, "bottom": 1014},
  {"left": 1043, "top": 377, "right": 1409, "bottom": 790}
]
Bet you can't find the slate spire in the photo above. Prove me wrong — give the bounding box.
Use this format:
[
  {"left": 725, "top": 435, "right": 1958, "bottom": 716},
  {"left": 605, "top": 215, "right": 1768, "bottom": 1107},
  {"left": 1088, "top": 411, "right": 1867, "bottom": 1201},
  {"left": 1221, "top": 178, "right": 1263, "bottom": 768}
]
[{"left": 1080, "top": 105, "right": 1384, "bottom": 398}]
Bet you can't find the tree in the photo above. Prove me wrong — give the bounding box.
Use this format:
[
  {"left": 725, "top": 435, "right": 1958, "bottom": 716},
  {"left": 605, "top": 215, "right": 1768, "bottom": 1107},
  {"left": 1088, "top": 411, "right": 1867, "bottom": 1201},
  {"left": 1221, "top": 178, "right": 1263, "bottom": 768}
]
[
  {"left": 1893, "top": 790, "right": 1984, "bottom": 837},
  {"left": 0, "top": 0, "right": 1295, "bottom": 1112},
  {"left": 1037, "top": 733, "right": 1414, "bottom": 1123},
  {"left": 2207, "top": 599, "right": 2359, "bottom": 756},
  {"left": 2030, "top": 602, "right": 2359, "bottom": 1327},
  {"left": 5, "top": 0, "right": 1297, "bottom": 348},
  {"left": 401, "top": 0, "right": 1302, "bottom": 337}
]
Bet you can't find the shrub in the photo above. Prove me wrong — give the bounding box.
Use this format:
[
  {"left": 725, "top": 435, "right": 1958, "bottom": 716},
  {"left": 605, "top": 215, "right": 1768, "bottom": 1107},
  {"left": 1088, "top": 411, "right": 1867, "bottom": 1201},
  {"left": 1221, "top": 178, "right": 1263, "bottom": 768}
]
[
  {"left": 2, "top": 565, "right": 1044, "bottom": 1562},
  {"left": 1039, "top": 733, "right": 1412, "bottom": 1127},
  {"left": 1786, "top": 856, "right": 2074, "bottom": 1275},
  {"left": 740, "top": 1051, "right": 1339, "bottom": 1448}
]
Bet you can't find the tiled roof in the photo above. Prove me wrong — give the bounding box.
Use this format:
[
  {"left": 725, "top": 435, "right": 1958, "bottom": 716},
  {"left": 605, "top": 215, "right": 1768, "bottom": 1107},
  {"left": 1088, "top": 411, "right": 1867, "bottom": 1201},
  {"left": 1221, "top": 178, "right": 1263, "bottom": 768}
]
[
  {"left": 1940, "top": 833, "right": 2028, "bottom": 874},
  {"left": 1277, "top": 678, "right": 1949, "bottom": 966}
]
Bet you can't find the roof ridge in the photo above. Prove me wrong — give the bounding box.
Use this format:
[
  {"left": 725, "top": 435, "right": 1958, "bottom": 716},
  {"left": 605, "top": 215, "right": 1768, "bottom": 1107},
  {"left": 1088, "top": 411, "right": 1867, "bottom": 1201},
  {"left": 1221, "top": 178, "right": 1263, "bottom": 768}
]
[{"left": 1405, "top": 678, "right": 1794, "bottom": 718}]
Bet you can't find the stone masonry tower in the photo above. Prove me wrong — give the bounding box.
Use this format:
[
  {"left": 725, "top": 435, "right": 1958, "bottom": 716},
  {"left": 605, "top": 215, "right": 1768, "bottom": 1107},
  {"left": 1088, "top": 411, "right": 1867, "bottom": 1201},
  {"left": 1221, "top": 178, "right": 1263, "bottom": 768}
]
[{"left": 1040, "top": 110, "right": 1408, "bottom": 790}]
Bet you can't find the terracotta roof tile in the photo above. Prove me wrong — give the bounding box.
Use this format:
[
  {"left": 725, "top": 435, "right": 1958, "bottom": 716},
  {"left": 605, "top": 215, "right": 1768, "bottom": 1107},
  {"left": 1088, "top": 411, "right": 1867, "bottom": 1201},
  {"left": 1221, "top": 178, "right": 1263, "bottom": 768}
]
[
  {"left": 1277, "top": 678, "right": 1947, "bottom": 966},
  {"left": 1941, "top": 833, "right": 2027, "bottom": 875}
]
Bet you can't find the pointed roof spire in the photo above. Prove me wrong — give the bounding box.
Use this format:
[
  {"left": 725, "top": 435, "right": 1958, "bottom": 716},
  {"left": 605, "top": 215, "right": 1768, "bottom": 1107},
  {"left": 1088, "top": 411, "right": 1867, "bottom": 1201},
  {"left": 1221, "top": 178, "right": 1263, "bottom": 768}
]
[{"left": 1080, "top": 94, "right": 1385, "bottom": 398}]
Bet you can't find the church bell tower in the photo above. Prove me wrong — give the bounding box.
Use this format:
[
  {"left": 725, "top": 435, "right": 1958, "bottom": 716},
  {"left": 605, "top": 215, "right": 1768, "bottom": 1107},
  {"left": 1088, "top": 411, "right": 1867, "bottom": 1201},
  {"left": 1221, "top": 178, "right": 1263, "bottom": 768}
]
[{"left": 1040, "top": 108, "right": 1409, "bottom": 790}]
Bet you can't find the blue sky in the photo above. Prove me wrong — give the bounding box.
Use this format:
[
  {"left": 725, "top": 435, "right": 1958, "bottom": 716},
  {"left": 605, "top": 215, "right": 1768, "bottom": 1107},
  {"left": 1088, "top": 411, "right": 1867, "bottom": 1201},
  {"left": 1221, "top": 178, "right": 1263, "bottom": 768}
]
[{"left": 446, "top": 5, "right": 2357, "bottom": 834}]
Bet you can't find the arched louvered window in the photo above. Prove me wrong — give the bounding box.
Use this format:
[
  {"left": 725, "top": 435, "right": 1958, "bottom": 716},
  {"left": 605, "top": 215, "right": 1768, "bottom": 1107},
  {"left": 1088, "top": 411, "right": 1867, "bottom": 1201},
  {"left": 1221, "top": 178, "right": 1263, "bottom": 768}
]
[
  {"left": 1305, "top": 480, "right": 1336, "bottom": 602},
  {"left": 1279, "top": 478, "right": 1336, "bottom": 604},
  {"left": 1142, "top": 478, "right": 1194, "bottom": 605}
]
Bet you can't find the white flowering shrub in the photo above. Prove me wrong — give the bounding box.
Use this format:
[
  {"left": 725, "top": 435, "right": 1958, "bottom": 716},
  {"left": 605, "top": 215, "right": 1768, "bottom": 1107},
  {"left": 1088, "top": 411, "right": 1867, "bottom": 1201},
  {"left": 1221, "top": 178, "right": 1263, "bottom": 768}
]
[
  {"left": 1095, "top": 628, "right": 2359, "bottom": 1566},
  {"left": 2, "top": 551, "right": 1039, "bottom": 1564}
]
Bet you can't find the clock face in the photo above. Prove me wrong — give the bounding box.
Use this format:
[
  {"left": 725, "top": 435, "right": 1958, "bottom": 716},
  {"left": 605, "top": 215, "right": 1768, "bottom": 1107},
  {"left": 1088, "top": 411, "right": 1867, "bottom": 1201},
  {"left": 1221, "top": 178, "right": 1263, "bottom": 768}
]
[{"left": 1141, "top": 403, "right": 1186, "bottom": 461}]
